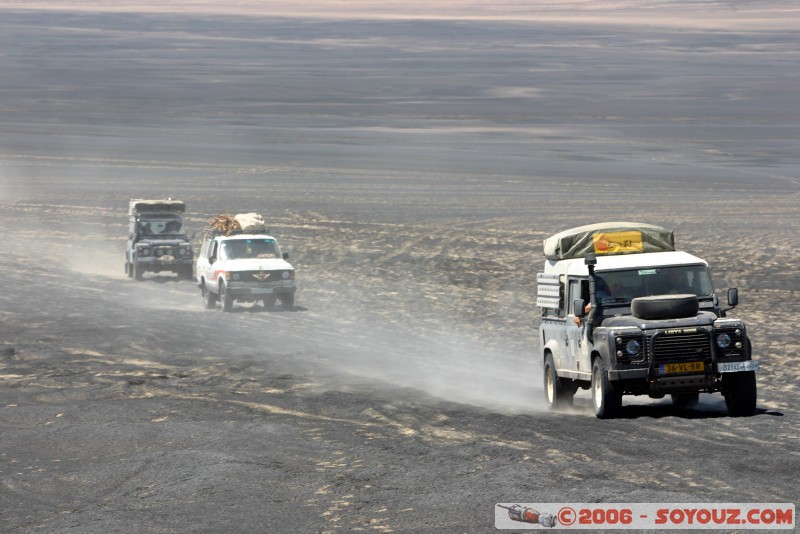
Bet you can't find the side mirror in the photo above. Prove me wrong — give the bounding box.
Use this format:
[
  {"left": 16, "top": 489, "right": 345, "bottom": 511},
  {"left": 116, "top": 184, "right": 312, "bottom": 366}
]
[
  {"left": 727, "top": 288, "right": 739, "bottom": 307},
  {"left": 573, "top": 299, "right": 586, "bottom": 318},
  {"left": 283, "top": 252, "right": 289, "bottom": 260},
  {"left": 584, "top": 253, "right": 597, "bottom": 267}
]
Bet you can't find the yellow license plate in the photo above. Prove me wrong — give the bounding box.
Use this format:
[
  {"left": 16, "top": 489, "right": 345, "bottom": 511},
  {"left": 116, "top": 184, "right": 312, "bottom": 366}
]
[{"left": 660, "top": 361, "right": 704, "bottom": 374}]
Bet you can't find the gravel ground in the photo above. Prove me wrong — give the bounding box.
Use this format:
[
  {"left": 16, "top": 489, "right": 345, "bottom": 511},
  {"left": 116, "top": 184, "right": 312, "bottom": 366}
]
[{"left": 1, "top": 3, "right": 799, "bottom": 532}]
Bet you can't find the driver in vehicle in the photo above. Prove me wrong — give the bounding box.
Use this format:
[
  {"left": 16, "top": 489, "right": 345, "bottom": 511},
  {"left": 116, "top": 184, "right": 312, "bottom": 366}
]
[
  {"left": 655, "top": 268, "right": 695, "bottom": 295},
  {"left": 577, "top": 278, "right": 623, "bottom": 326},
  {"left": 253, "top": 240, "right": 277, "bottom": 258}
]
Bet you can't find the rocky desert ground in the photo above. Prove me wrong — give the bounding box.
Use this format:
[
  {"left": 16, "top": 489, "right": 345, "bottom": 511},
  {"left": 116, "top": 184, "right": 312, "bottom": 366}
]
[{"left": 1, "top": 2, "right": 799, "bottom": 532}]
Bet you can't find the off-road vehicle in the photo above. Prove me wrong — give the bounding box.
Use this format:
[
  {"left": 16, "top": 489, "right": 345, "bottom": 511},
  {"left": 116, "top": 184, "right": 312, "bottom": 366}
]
[
  {"left": 537, "top": 222, "right": 758, "bottom": 418},
  {"left": 196, "top": 220, "right": 296, "bottom": 312},
  {"left": 126, "top": 199, "right": 194, "bottom": 280}
]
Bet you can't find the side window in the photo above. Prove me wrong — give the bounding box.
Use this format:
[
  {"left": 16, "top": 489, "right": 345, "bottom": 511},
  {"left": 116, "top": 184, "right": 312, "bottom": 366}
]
[
  {"left": 199, "top": 239, "right": 209, "bottom": 258},
  {"left": 208, "top": 241, "right": 218, "bottom": 260}
]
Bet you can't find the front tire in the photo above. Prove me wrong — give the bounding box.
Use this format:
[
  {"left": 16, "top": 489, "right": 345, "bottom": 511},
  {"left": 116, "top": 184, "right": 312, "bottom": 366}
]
[
  {"left": 280, "top": 293, "right": 294, "bottom": 311},
  {"left": 263, "top": 295, "right": 277, "bottom": 310},
  {"left": 544, "top": 353, "right": 573, "bottom": 409},
  {"left": 724, "top": 371, "right": 757, "bottom": 417},
  {"left": 180, "top": 264, "right": 194, "bottom": 280},
  {"left": 220, "top": 282, "right": 234, "bottom": 312},
  {"left": 133, "top": 263, "right": 144, "bottom": 281},
  {"left": 592, "top": 357, "right": 622, "bottom": 419}
]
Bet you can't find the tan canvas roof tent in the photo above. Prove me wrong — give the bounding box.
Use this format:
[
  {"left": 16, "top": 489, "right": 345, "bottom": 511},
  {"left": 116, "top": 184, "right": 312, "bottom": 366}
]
[
  {"left": 129, "top": 199, "right": 186, "bottom": 215},
  {"left": 543, "top": 222, "right": 674, "bottom": 260}
]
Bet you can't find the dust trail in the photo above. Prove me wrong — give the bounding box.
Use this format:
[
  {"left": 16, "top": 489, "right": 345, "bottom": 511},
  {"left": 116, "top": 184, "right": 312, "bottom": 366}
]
[
  {"left": 30, "top": 211, "right": 545, "bottom": 414},
  {"left": 119, "top": 271, "right": 545, "bottom": 413},
  {"left": 270, "top": 301, "right": 546, "bottom": 414}
]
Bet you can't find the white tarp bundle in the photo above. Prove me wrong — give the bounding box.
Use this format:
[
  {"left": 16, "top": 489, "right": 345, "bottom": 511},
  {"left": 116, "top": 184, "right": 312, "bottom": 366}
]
[
  {"left": 543, "top": 222, "right": 674, "bottom": 260},
  {"left": 234, "top": 213, "right": 267, "bottom": 232},
  {"left": 129, "top": 199, "right": 185, "bottom": 215}
]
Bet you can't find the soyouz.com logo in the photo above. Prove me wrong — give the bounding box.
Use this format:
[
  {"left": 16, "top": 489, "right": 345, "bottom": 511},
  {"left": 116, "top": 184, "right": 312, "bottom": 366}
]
[{"left": 495, "top": 503, "right": 795, "bottom": 530}]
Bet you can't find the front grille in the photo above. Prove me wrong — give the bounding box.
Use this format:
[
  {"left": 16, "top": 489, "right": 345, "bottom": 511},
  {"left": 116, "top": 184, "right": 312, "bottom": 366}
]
[
  {"left": 154, "top": 246, "right": 175, "bottom": 256},
  {"left": 241, "top": 270, "right": 284, "bottom": 283},
  {"left": 651, "top": 331, "right": 712, "bottom": 364}
]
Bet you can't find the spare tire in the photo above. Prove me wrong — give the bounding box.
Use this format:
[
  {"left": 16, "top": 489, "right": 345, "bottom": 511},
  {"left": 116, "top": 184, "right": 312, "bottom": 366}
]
[{"left": 631, "top": 294, "right": 698, "bottom": 320}]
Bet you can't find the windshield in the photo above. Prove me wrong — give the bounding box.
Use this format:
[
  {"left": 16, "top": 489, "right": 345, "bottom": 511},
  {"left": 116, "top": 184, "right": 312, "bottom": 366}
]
[
  {"left": 595, "top": 265, "right": 714, "bottom": 304},
  {"left": 219, "top": 239, "right": 280, "bottom": 260},
  {"left": 138, "top": 217, "right": 183, "bottom": 235}
]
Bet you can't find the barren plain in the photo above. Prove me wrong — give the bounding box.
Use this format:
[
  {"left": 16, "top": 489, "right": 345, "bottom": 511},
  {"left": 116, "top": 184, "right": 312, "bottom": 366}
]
[{"left": 1, "top": 2, "right": 799, "bottom": 532}]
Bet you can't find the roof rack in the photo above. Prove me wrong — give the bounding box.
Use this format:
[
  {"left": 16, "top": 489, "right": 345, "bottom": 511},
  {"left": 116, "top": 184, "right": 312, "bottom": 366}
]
[
  {"left": 206, "top": 228, "right": 272, "bottom": 238},
  {"left": 129, "top": 198, "right": 185, "bottom": 215},
  {"left": 543, "top": 222, "right": 674, "bottom": 260}
]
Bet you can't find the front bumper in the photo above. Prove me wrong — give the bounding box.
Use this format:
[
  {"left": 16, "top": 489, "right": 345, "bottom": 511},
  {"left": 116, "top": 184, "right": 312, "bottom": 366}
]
[
  {"left": 609, "top": 358, "right": 758, "bottom": 395},
  {"left": 226, "top": 281, "right": 296, "bottom": 298},
  {"left": 135, "top": 257, "right": 193, "bottom": 269},
  {"left": 609, "top": 368, "right": 648, "bottom": 380}
]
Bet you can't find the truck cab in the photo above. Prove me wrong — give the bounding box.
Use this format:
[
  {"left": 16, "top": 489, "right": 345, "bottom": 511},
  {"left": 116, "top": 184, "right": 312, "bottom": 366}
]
[{"left": 537, "top": 223, "right": 757, "bottom": 418}]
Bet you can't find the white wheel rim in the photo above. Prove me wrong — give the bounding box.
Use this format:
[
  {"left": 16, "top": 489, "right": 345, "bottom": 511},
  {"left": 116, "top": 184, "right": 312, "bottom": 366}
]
[{"left": 593, "top": 367, "right": 602, "bottom": 409}]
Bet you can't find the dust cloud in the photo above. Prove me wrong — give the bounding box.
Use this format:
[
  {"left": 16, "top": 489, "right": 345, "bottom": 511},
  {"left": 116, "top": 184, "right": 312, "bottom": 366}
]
[{"left": 310, "top": 313, "right": 544, "bottom": 414}]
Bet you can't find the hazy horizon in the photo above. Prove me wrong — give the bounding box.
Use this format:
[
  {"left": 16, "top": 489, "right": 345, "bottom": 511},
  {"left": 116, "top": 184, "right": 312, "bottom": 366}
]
[{"left": 0, "top": 0, "right": 798, "bottom": 30}]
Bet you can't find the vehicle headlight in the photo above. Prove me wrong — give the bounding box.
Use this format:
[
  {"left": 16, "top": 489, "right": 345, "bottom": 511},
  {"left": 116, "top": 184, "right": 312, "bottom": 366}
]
[
  {"left": 716, "top": 333, "right": 731, "bottom": 349},
  {"left": 155, "top": 249, "right": 163, "bottom": 256},
  {"left": 138, "top": 247, "right": 150, "bottom": 256},
  {"left": 625, "top": 339, "right": 641, "bottom": 356},
  {"left": 282, "top": 271, "right": 290, "bottom": 279}
]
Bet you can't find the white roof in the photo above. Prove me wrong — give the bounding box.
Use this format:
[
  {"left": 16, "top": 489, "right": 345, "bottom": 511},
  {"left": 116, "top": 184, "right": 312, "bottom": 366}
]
[{"left": 543, "top": 251, "right": 707, "bottom": 277}]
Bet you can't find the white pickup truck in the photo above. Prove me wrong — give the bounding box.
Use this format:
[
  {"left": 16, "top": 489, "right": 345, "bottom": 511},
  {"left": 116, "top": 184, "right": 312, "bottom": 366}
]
[{"left": 196, "top": 230, "right": 296, "bottom": 312}]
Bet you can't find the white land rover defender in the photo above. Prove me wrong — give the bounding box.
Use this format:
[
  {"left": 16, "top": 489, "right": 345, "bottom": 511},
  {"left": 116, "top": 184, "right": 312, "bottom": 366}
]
[
  {"left": 537, "top": 222, "right": 758, "bottom": 419},
  {"left": 196, "top": 215, "right": 296, "bottom": 312}
]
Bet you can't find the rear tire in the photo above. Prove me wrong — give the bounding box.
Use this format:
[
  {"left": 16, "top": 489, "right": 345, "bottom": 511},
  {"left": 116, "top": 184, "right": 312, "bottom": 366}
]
[
  {"left": 202, "top": 280, "right": 217, "bottom": 309},
  {"left": 724, "top": 371, "right": 757, "bottom": 417},
  {"left": 671, "top": 392, "right": 700, "bottom": 409},
  {"left": 544, "top": 353, "right": 573, "bottom": 409},
  {"left": 592, "top": 358, "right": 622, "bottom": 419}
]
